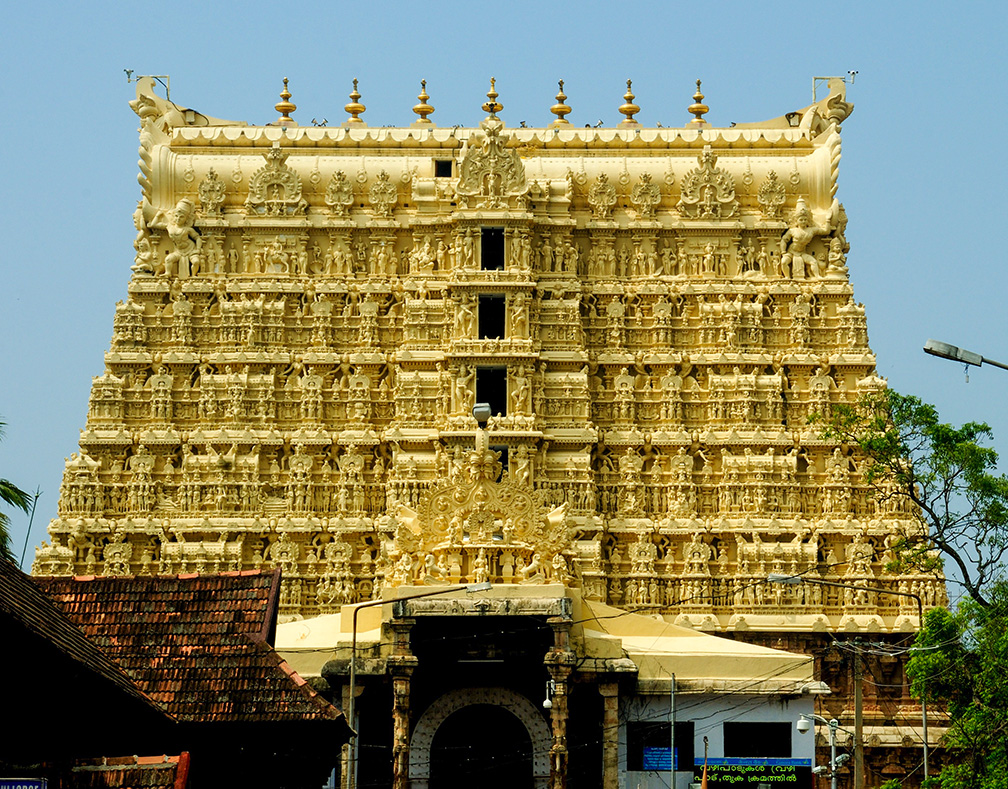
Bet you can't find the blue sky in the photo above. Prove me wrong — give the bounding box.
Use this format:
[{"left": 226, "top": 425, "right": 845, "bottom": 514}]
[{"left": 1, "top": 0, "right": 1006, "bottom": 570}]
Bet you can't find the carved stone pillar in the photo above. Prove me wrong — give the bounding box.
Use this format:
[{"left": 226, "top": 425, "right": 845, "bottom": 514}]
[
  {"left": 599, "top": 681, "right": 619, "bottom": 789},
  {"left": 545, "top": 615, "right": 576, "bottom": 789},
  {"left": 388, "top": 617, "right": 418, "bottom": 789}
]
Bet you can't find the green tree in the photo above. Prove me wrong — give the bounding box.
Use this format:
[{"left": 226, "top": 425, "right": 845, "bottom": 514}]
[
  {"left": 0, "top": 419, "right": 31, "bottom": 562},
  {"left": 907, "top": 584, "right": 1008, "bottom": 788},
  {"left": 823, "top": 390, "right": 1008, "bottom": 785},
  {"left": 820, "top": 389, "right": 1008, "bottom": 608}
]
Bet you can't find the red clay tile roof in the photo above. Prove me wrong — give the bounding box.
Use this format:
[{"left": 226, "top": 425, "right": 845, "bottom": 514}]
[
  {"left": 0, "top": 557, "right": 163, "bottom": 715},
  {"left": 67, "top": 753, "right": 189, "bottom": 789},
  {"left": 34, "top": 570, "right": 342, "bottom": 725}
]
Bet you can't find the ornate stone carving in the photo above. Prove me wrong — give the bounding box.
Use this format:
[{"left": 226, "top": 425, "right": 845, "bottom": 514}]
[
  {"left": 324, "top": 170, "right": 354, "bottom": 216},
  {"left": 130, "top": 202, "right": 155, "bottom": 275},
  {"left": 630, "top": 173, "right": 661, "bottom": 218},
  {"left": 149, "top": 198, "right": 200, "bottom": 277},
  {"left": 756, "top": 170, "right": 786, "bottom": 220},
  {"left": 103, "top": 536, "right": 133, "bottom": 576},
  {"left": 780, "top": 198, "right": 832, "bottom": 278},
  {"left": 368, "top": 171, "right": 398, "bottom": 218},
  {"left": 456, "top": 118, "right": 527, "bottom": 209},
  {"left": 587, "top": 173, "right": 617, "bottom": 219},
  {"left": 316, "top": 540, "right": 356, "bottom": 610},
  {"left": 245, "top": 144, "right": 307, "bottom": 216},
  {"left": 826, "top": 88, "right": 855, "bottom": 129},
  {"left": 45, "top": 82, "right": 934, "bottom": 669},
  {"left": 197, "top": 168, "right": 227, "bottom": 216},
  {"left": 387, "top": 429, "right": 570, "bottom": 588},
  {"left": 677, "top": 145, "right": 737, "bottom": 218}
]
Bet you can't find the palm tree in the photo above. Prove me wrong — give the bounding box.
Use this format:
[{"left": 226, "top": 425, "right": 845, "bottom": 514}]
[{"left": 0, "top": 419, "right": 31, "bottom": 561}]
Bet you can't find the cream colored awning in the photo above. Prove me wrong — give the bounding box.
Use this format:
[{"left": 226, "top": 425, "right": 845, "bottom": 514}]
[
  {"left": 277, "top": 587, "right": 825, "bottom": 697},
  {"left": 576, "top": 598, "right": 827, "bottom": 695}
]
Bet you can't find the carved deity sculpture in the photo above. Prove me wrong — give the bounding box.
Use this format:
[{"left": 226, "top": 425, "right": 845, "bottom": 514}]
[
  {"left": 780, "top": 198, "right": 831, "bottom": 278},
  {"left": 684, "top": 532, "right": 713, "bottom": 575},
  {"left": 325, "top": 171, "right": 354, "bottom": 216},
  {"left": 827, "top": 237, "right": 849, "bottom": 278},
  {"left": 454, "top": 296, "right": 475, "bottom": 340},
  {"left": 588, "top": 173, "right": 617, "bottom": 219},
  {"left": 630, "top": 173, "right": 661, "bottom": 218},
  {"left": 197, "top": 168, "right": 227, "bottom": 216},
  {"left": 510, "top": 365, "right": 531, "bottom": 415},
  {"left": 454, "top": 364, "right": 475, "bottom": 414},
  {"left": 756, "top": 171, "right": 786, "bottom": 220},
  {"left": 456, "top": 117, "right": 527, "bottom": 209},
  {"left": 677, "top": 146, "right": 737, "bottom": 218},
  {"left": 149, "top": 198, "right": 200, "bottom": 278},
  {"left": 368, "top": 171, "right": 398, "bottom": 218},
  {"left": 509, "top": 292, "right": 528, "bottom": 338},
  {"left": 459, "top": 230, "right": 475, "bottom": 270},
  {"left": 131, "top": 202, "right": 156, "bottom": 275}
]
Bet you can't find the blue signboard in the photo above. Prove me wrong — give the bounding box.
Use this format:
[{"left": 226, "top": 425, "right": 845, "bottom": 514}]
[
  {"left": 642, "top": 747, "right": 672, "bottom": 771},
  {"left": 0, "top": 780, "right": 47, "bottom": 789},
  {"left": 642, "top": 747, "right": 687, "bottom": 771}
]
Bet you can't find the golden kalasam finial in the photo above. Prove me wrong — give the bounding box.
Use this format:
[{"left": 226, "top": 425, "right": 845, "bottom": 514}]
[
  {"left": 618, "top": 79, "right": 640, "bottom": 125},
  {"left": 412, "top": 79, "right": 434, "bottom": 124},
  {"left": 345, "top": 78, "right": 366, "bottom": 124},
  {"left": 275, "top": 77, "right": 297, "bottom": 126},
  {"left": 550, "top": 79, "right": 572, "bottom": 125},
  {"left": 688, "top": 79, "right": 709, "bottom": 125},
  {"left": 482, "top": 78, "right": 503, "bottom": 118}
]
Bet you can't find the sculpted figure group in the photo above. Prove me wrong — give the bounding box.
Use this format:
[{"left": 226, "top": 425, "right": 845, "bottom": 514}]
[{"left": 131, "top": 193, "right": 847, "bottom": 286}]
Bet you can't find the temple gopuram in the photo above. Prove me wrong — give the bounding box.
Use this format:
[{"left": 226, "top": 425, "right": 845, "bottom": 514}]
[{"left": 35, "top": 76, "right": 944, "bottom": 787}]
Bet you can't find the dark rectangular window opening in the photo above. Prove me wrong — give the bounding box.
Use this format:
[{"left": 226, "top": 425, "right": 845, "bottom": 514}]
[
  {"left": 434, "top": 159, "right": 453, "bottom": 178},
  {"left": 626, "top": 721, "right": 694, "bottom": 772},
  {"left": 478, "top": 294, "right": 506, "bottom": 339},
  {"left": 723, "top": 722, "right": 791, "bottom": 759},
  {"left": 476, "top": 366, "right": 507, "bottom": 417},
  {"left": 481, "top": 227, "right": 505, "bottom": 270}
]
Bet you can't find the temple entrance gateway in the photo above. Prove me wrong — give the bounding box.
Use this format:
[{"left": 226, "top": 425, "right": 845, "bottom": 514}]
[
  {"left": 429, "top": 704, "right": 531, "bottom": 789},
  {"left": 409, "top": 687, "right": 550, "bottom": 789}
]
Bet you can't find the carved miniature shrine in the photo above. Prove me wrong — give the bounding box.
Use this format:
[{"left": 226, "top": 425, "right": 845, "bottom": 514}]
[{"left": 35, "top": 76, "right": 942, "bottom": 786}]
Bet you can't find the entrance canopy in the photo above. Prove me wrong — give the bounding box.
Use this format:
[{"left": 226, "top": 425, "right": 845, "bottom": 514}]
[{"left": 277, "top": 584, "right": 824, "bottom": 696}]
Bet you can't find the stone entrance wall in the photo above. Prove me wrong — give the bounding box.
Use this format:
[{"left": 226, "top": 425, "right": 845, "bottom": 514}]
[{"left": 408, "top": 686, "right": 550, "bottom": 789}]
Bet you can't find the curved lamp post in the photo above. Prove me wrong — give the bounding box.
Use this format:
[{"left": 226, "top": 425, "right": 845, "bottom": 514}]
[
  {"left": 924, "top": 339, "right": 1008, "bottom": 373},
  {"left": 345, "top": 581, "right": 492, "bottom": 789}
]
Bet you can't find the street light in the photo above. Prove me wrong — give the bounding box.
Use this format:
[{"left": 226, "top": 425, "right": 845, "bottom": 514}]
[
  {"left": 924, "top": 339, "right": 1008, "bottom": 372},
  {"left": 472, "top": 402, "right": 493, "bottom": 426},
  {"left": 797, "top": 713, "right": 847, "bottom": 789},
  {"left": 768, "top": 573, "right": 928, "bottom": 784},
  {"left": 344, "top": 581, "right": 492, "bottom": 789}
]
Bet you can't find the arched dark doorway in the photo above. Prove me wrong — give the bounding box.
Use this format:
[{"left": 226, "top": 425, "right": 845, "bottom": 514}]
[{"left": 429, "top": 703, "right": 533, "bottom": 789}]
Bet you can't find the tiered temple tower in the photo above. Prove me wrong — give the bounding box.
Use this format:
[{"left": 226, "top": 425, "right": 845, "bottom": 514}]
[{"left": 36, "top": 76, "right": 943, "bottom": 784}]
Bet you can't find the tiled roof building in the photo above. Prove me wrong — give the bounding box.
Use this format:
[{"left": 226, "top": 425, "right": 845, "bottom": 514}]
[
  {"left": 1, "top": 556, "right": 171, "bottom": 769},
  {"left": 35, "top": 569, "right": 339, "bottom": 724},
  {"left": 2, "top": 558, "right": 349, "bottom": 787}
]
